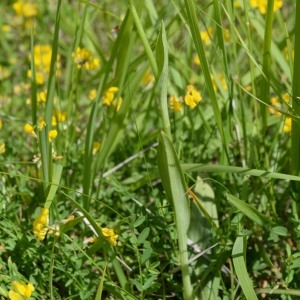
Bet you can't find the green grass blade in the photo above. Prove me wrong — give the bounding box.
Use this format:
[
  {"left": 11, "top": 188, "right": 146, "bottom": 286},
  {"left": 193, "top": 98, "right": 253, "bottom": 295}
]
[
  {"left": 44, "top": 163, "right": 63, "bottom": 209},
  {"left": 182, "top": 163, "right": 300, "bottom": 181},
  {"left": 232, "top": 235, "right": 258, "bottom": 300},
  {"left": 128, "top": 0, "right": 158, "bottom": 77},
  {"left": 156, "top": 22, "right": 171, "bottom": 139},
  {"left": 184, "top": 0, "right": 227, "bottom": 154},
  {"left": 291, "top": 2, "right": 300, "bottom": 181},
  {"left": 225, "top": 193, "right": 272, "bottom": 227},
  {"left": 260, "top": 0, "right": 275, "bottom": 131},
  {"left": 157, "top": 131, "right": 193, "bottom": 300}
]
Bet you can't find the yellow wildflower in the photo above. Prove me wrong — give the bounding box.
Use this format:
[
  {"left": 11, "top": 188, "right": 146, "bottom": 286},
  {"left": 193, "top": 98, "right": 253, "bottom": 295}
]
[
  {"left": 170, "top": 96, "right": 182, "bottom": 112},
  {"left": 37, "top": 90, "right": 47, "bottom": 103},
  {"left": 8, "top": 290, "right": 21, "bottom": 300},
  {"left": 211, "top": 73, "right": 227, "bottom": 91},
  {"left": 142, "top": 70, "right": 155, "bottom": 87},
  {"left": 11, "top": 281, "right": 34, "bottom": 298},
  {"left": 38, "top": 119, "right": 46, "bottom": 131},
  {"left": 250, "top": 0, "right": 282, "bottom": 14},
  {"left": 48, "top": 130, "right": 57, "bottom": 142},
  {"left": 28, "top": 44, "right": 59, "bottom": 85},
  {"left": 72, "top": 47, "right": 100, "bottom": 70},
  {"left": 24, "top": 123, "right": 38, "bottom": 138},
  {"left": 283, "top": 117, "right": 291, "bottom": 133},
  {"left": 200, "top": 27, "right": 213, "bottom": 46},
  {"left": 12, "top": 1, "right": 38, "bottom": 18},
  {"left": 103, "top": 87, "right": 122, "bottom": 111},
  {"left": 193, "top": 55, "right": 200, "bottom": 66},
  {"left": 52, "top": 109, "right": 67, "bottom": 126},
  {"left": 33, "top": 208, "right": 49, "bottom": 241},
  {"left": 282, "top": 93, "right": 291, "bottom": 103},
  {"left": 0, "top": 143, "right": 5, "bottom": 154},
  {"left": 184, "top": 85, "right": 202, "bottom": 109},
  {"left": 88, "top": 88, "right": 97, "bottom": 101},
  {"left": 101, "top": 228, "right": 118, "bottom": 246},
  {"left": 92, "top": 141, "right": 101, "bottom": 154},
  {"left": 269, "top": 96, "right": 281, "bottom": 117}
]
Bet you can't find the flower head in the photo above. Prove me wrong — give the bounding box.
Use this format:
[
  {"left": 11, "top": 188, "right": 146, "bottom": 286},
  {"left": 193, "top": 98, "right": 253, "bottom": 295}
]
[
  {"left": 200, "top": 27, "right": 213, "bottom": 45},
  {"left": 33, "top": 208, "right": 49, "bottom": 241},
  {"left": 103, "top": 87, "right": 122, "bottom": 111},
  {"left": 170, "top": 96, "right": 182, "bottom": 112},
  {"left": 48, "top": 130, "right": 57, "bottom": 142},
  {"left": 13, "top": 1, "right": 38, "bottom": 18},
  {"left": 10, "top": 281, "right": 34, "bottom": 299},
  {"left": 250, "top": 0, "right": 282, "bottom": 14},
  {"left": 24, "top": 123, "right": 38, "bottom": 138},
  {"left": 72, "top": 47, "right": 100, "bottom": 70},
  {"left": 101, "top": 227, "right": 118, "bottom": 246},
  {"left": 184, "top": 85, "right": 202, "bottom": 109},
  {"left": 283, "top": 117, "right": 291, "bottom": 133}
]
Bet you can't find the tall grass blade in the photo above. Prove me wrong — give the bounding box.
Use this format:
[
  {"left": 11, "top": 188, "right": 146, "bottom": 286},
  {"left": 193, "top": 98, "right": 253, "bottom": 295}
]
[
  {"left": 232, "top": 235, "right": 258, "bottom": 300},
  {"left": 291, "top": 2, "right": 300, "bottom": 184},
  {"left": 157, "top": 132, "right": 193, "bottom": 300},
  {"left": 184, "top": 0, "right": 227, "bottom": 154}
]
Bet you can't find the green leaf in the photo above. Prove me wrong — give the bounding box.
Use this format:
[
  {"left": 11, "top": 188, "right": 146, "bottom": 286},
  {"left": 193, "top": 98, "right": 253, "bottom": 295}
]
[
  {"left": 137, "top": 227, "right": 150, "bottom": 244},
  {"left": 157, "top": 131, "right": 193, "bottom": 299},
  {"left": 225, "top": 193, "right": 272, "bottom": 227},
  {"left": 232, "top": 235, "right": 258, "bottom": 300}
]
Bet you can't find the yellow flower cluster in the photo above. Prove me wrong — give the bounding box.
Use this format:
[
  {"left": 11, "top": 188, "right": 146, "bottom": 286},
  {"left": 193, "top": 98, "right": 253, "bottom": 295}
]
[
  {"left": 24, "top": 123, "right": 58, "bottom": 142},
  {"left": 12, "top": 0, "right": 38, "bottom": 18},
  {"left": 0, "top": 65, "right": 11, "bottom": 81},
  {"left": 103, "top": 87, "right": 122, "bottom": 111},
  {"left": 184, "top": 85, "right": 202, "bottom": 109},
  {"left": 249, "top": 0, "right": 283, "bottom": 14},
  {"left": 170, "top": 85, "right": 202, "bottom": 112},
  {"left": 268, "top": 93, "right": 292, "bottom": 133},
  {"left": 33, "top": 208, "right": 49, "bottom": 241},
  {"left": 8, "top": 281, "right": 34, "bottom": 300},
  {"left": 101, "top": 228, "right": 118, "bottom": 246},
  {"left": 200, "top": 27, "right": 213, "bottom": 46},
  {"left": 27, "top": 45, "right": 60, "bottom": 85},
  {"left": 72, "top": 47, "right": 100, "bottom": 70}
]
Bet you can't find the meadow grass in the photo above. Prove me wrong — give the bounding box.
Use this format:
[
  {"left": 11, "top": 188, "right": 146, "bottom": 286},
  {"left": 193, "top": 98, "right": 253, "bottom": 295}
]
[{"left": 0, "top": 0, "right": 299, "bottom": 299}]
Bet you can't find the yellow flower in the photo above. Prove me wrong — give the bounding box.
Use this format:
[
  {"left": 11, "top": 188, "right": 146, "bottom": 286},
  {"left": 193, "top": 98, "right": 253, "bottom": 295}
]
[
  {"left": 193, "top": 55, "right": 200, "bottom": 66},
  {"left": 28, "top": 45, "right": 59, "bottom": 85},
  {"left": 250, "top": 0, "right": 282, "bottom": 14},
  {"left": 283, "top": 117, "right": 291, "bottom": 133},
  {"left": 72, "top": 47, "right": 100, "bottom": 70},
  {"left": 11, "top": 281, "right": 34, "bottom": 298},
  {"left": 88, "top": 88, "right": 97, "bottom": 101},
  {"left": 33, "top": 208, "right": 49, "bottom": 241},
  {"left": 12, "top": 1, "right": 38, "bottom": 18},
  {"left": 52, "top": 109, "right": 67, "bottom": 126},
  {"left": 37, "top": 90, "right": 47, "bottom": 103},
  {"left": 101, "top": 228, "right": 118, "bottom": 246},
  {"left": 0, "top": 143, "right": 5, "bottom": 154},
  {"left": 92, "top": 141, "right": 101, "bottom": 154},
  {"left": 8, "top": 290, "right": 21, "bottom": 300},
  {"left": 38, "top": 119, "right": 46, "bottom": 131},
  {"left": 142, "top": 70, "right": 155, "bottom": 87},
  {"left": 24, "top": 123, "right": 38, "bottom": 138},
  {"left": 200, "top": 27, "right": 213, "bottom": 46},
  {"left": 48, "top": 130, "right": 57, "bottom": 142},
  {"left": 211, "top": 73, "right": 227, "bottom": 91},
  {"left": 184, "top": 85, "right": 202, "bottom": 109},
  {"left": 269, "top": 96, "right": 281, "bottom": 117},
  {"left": 170, "top": 96, "right": 182, "bottom": 112},
  {"left": 103, "top": 87, "right": 122, "bottom": 111}
]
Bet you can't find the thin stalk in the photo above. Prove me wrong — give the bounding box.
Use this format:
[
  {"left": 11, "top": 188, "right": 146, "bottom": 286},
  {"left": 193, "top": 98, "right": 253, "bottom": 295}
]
[{"left": 291, "top": 1, "right": 300, "bottom": 185}]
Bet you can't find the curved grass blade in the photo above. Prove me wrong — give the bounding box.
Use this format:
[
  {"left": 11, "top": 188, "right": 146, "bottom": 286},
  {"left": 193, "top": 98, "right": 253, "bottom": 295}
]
[
  {"left": 182, "top": 163, "right": 300, "bottom": 181},
  {"left": 157, "top": 131, "right": 193, "bottom": 300},
  {"left": 232, "top": 235, "right": 258, "bottom": 300},
  {"left": 225, "top": 193, "right": 272, "bottom": 227}
]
